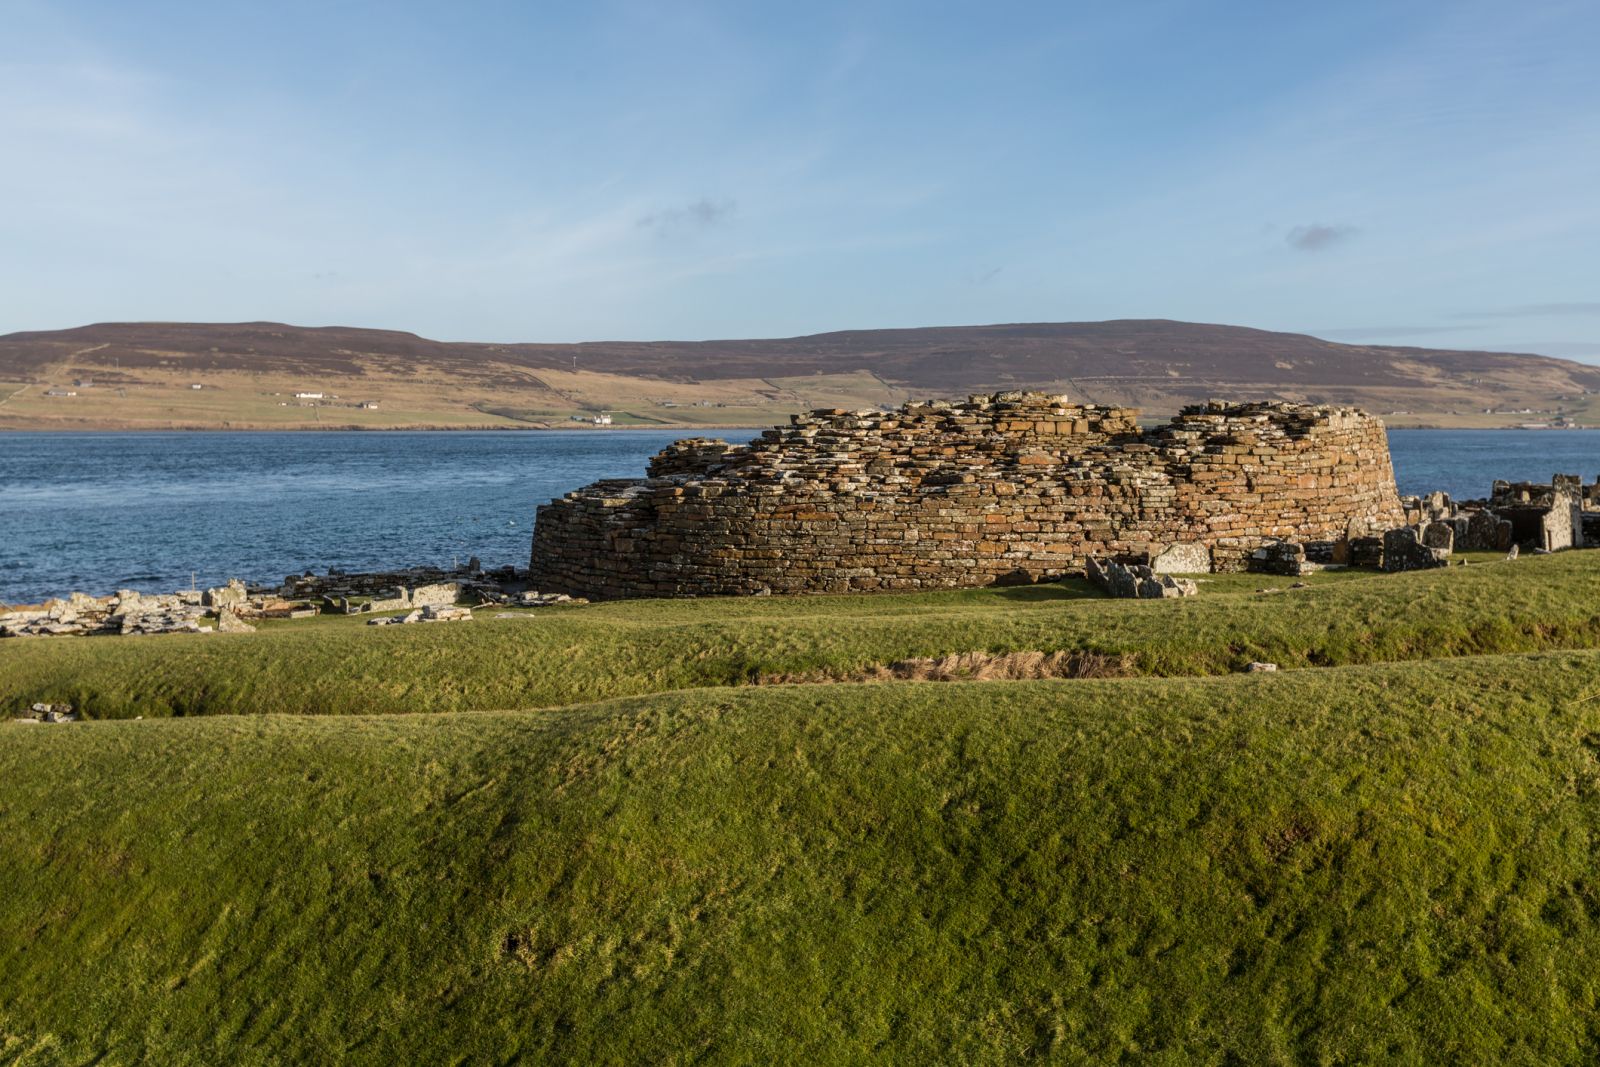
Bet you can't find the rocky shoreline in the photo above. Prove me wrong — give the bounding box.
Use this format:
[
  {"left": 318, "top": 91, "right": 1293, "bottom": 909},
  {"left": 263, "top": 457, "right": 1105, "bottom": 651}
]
[{"left": 0, "top": 562, "right": 585, "bottom": 639}]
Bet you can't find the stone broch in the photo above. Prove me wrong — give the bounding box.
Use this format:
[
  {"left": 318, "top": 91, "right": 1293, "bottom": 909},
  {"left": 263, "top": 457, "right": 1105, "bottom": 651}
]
[{"left": 529, "top": 393, "right": 1407, "bottom": 599}]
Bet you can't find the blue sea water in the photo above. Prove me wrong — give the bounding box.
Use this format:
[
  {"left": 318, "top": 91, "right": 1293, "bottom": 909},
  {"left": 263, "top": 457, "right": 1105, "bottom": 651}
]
[{"left": 1, "top": 428, "right": 1596, "bottom": 604}]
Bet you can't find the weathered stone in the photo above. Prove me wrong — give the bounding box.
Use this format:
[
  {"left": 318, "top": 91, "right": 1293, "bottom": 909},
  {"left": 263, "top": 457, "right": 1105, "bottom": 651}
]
[
  {"left": 216, "top": 609, "right": 256, "bottom": 633},
  {"left": 1421, "top": 521, "right": 1455, "bottom": 552},
  {"left": 1381, "top": 527, "right": 1449, "bottom": 572},
  {"left": 1461, "top": 510, "right": 1513, "bottom": 552},
  {"left": 1246, "top": 662, "right": 1278, "bottom": 672},
  {"left": 26, "top": 702, "right": 76, "bottom": 722},
  {"left": 531, "top": 393, "right": 1406, "bottom": 598},
  {"left": 1148, "top": 542, "right": 1211, "bottom": 574},
  {"left": 1249, "top": 540, "right": 1321, "bottom": 576},
  {"left": 517, "top": 591, "right": 580, "bottom": 606},
  {"left": 409, "top": 582, "right": 461, "bottom": 608},
  {"left": 202, "top": 578, "right": 248, "bottom": 608},
  {"left": 1086, "top": 556, "right": 1198, "bottom": 599}
]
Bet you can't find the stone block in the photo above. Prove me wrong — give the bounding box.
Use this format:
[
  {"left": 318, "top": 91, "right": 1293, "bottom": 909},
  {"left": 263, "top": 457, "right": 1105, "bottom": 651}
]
[
  {"left": 1421, "top": 521, "right": 1455, "bottom": 552},
  {"left": 1381, "top": 527, "right": 1449, "bottom": 572},
  {"left": 1149, "top": 542, "right": 1212, "bottom": 574}
]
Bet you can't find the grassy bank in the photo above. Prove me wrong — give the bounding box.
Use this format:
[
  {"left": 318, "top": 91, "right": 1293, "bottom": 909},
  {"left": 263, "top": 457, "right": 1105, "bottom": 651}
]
[
  {"left": 5, "top": 653, "right": 1600, "bottom": 1062},
  {"left": 4, "top": 551, "right": 1600, "bottom": 718}
]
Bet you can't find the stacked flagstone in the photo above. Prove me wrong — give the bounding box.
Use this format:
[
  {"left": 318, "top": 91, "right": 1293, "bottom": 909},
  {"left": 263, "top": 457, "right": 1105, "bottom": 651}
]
[{"left": 529, "top": 392, "right": 1406, "bottom": 599}]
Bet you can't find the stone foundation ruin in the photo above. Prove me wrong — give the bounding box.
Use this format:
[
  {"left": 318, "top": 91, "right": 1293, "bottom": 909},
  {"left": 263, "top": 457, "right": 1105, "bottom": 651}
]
[
  {"left": 1384, "top": 476, "right": 1596, "bottom": 565},
  {"left": 529, "top": 392, "right": 1407, "bottom": 599}
]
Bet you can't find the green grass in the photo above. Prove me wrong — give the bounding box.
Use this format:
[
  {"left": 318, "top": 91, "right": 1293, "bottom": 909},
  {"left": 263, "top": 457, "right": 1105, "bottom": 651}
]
[
  {"left": 6, "top": 653, "right": 1600, "bottom": 1062},
  {"left": 5, "top": 552, "right": 1600, "bottom": 718},
  {"left": 9, "top": 553, "right": 1600, "bottom": 1061}
]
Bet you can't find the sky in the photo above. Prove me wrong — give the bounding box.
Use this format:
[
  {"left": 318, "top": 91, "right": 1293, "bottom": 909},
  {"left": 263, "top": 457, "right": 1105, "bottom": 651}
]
[{"left": 2, "top": 0, "right": 1598, "bottom": 359}]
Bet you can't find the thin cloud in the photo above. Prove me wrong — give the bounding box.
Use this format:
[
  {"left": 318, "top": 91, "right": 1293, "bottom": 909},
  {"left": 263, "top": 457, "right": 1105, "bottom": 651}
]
[
  {"left": 1314, "top": 325, "right": 1484, "bottom": 340},
  {"left": 1484, "top": 341, "right": 1600, "bottom": 361},
  {"left": 636, "top": 198, "right": 737, "bottom": 235},
  {"left": 1456, "top": 302, "right": 1600, "bottom": 319},
  {"left": 1286, "top": 223, "right": 1358, "bottom": 252}
]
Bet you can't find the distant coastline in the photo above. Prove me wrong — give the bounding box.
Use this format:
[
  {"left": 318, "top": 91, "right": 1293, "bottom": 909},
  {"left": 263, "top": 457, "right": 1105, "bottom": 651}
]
[
  {"left": 7, "top": 319, "right": 1599, "bottom": 435},
  {"left": 1, "top": 419, "right": 1592, "bottom": 433}
]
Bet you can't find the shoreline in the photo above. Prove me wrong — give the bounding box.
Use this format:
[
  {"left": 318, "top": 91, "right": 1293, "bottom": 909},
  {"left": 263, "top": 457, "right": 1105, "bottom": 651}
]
[
  {"left": 0, "top": 422, "right": 773, "bottom": 434},
  {"left": 1, "top": 422, "right": 1596, "bottom": 434}
]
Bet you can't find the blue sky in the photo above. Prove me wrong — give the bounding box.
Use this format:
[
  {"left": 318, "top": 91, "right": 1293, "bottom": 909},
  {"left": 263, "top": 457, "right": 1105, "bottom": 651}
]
[{"left": 3, "top": 0, "right": 1598, "bottom": 358}]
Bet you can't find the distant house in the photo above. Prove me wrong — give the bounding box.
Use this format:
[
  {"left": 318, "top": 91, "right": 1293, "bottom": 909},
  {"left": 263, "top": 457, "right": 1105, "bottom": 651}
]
[
  {"left": 592, "top": 413, "right": 613, "bottom": 426},
  {"left": 73, "top": 377, "right": 92, "bottom": 388},
  {"left": 44, "top": 389, "right": 77, "bottom": 397},
  {"left": 293, "top": 391, "right": 324, "bottom": 400},
  {"left": 358, "top": 401, "right": 379, "bottom": 410},
  {"left": 190, "top": 383, "right": 204, "bottom": 390}
]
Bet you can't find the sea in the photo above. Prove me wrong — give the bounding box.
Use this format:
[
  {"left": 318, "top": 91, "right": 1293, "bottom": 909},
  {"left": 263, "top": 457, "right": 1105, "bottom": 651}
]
[{"left": 2, "top": 428, "right": 1597, "bottom": 605}]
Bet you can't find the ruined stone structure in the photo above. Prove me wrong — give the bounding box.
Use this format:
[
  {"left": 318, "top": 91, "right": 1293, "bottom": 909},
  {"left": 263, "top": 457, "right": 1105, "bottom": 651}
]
[
  {"left": 529, "top": 393, "right": 1406, "bottom": 599},
  {"left": 1487, "top": 478, "right": 1587, "bottom": 552},
  {"left": 1399, "top": 476, "right": 1597, "bottom": 559}
]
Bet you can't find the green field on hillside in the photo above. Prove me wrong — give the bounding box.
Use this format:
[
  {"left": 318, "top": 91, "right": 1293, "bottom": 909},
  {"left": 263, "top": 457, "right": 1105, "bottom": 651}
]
[
  {"left": 6, "top": 654, "right": 1600, "bottom": 1063},
  {"left": 4, "top": 552, "right": 1600, "bottom": 718}
]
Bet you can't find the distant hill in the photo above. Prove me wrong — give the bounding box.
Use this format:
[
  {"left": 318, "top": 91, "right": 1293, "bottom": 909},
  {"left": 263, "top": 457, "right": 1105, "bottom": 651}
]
[{"left": 3, "top": 319, "right": 1598, "bottom": 430}]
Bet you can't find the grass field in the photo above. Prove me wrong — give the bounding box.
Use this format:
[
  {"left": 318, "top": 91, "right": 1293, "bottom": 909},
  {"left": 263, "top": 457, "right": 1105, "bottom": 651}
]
[
  {"left": 6, "top": 554, "right": 1600, "bottom": 1062},
  {"left": 7, "top": 654, "right": 1600, "bottom": 1062},
  {"left": 2, "top": 552, "right": 1598, "bottom": 718},
  {"left": 0, "top": 362, "right": 909, "bottom": 432}
]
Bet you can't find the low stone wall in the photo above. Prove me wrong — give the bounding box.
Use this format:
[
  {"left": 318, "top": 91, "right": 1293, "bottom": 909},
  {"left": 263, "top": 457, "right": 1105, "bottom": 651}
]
[{"left": 529, "top": 393, "right": 1406, "bottom": 599}]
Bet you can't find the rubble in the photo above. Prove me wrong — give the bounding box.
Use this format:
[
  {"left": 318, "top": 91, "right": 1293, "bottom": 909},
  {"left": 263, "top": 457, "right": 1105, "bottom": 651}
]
[
  {"left": 1248, "top": 540, "right": 1329, "bottom": 577},
  {"left": 1240, "top": 472, "right": 1599, "bottom": 575},
  {"left": 14, "top": 703, "right": 77, "bottom": 723},
  {"left": 1086, "top": 556, "right": 1199, "bottom": 599},
  {"left": 1, "top": 562, "right": 557, "bottom": 640},
  {"left": 517, "top": 591, "right": 586, "bottom": 607},
  {"left": 202, "top": 578, "right": 248, "bottom": 608},
  {"left": 1, "top": 590, "right": 210, "bottom": 638},
  {"left": 216, "top": 608, "right": 256, "bottom": 633},
  {"left": 367, "top": 605, "right": 474, "bottom": 626},
  {"left": 285, "top": 565, "right": 533, "bottom": 613}
]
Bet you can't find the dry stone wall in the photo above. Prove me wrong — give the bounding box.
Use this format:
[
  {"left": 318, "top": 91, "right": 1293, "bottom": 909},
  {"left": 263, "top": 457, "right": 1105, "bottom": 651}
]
[{"left": 530, "top": 393, "right": 1406, "bottom": 598}]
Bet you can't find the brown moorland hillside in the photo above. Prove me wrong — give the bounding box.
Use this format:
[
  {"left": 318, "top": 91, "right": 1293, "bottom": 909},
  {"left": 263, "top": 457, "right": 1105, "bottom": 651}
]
[{"left": 2, "top": 319, "right": 1598, "bottom": 430}]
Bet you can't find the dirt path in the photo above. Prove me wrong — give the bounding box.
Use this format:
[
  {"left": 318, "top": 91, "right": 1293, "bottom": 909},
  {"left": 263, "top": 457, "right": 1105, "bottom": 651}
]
[{"left": 0, "top": 343, "right": 110, "bottom": 411}]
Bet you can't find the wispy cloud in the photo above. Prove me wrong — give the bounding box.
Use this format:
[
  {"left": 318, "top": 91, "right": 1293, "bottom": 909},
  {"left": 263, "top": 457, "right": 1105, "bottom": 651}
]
[
  {"left": 636, "top": 197, "right": 737, "bottom": 235},
  {"left": 1285, "top": 223, "right": 1358, "bottom": 252},
  {"left": 1456, "top": 301, "right": 1600, "bottom": 319},
  {"left": 1481, "top": 340, "right": 1600, "bottom": 360},
  {"left": 1313, "top": 324, "right": 1484, "bottom": 340}
]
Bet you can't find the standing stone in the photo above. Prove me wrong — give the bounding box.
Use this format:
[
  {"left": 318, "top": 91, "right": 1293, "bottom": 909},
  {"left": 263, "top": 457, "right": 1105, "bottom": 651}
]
[{"left": 1421, "top": 521, "right": 1455, "bottom": 553}]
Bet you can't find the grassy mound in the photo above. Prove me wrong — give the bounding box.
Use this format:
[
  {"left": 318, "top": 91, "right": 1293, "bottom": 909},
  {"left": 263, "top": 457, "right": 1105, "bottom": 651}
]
[
  {"left": 7, "top": 653, "right": 1600, "bottom": 1062},
  {"left": 4, "top": 552, "right": 1600, "bottom": 718}
]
